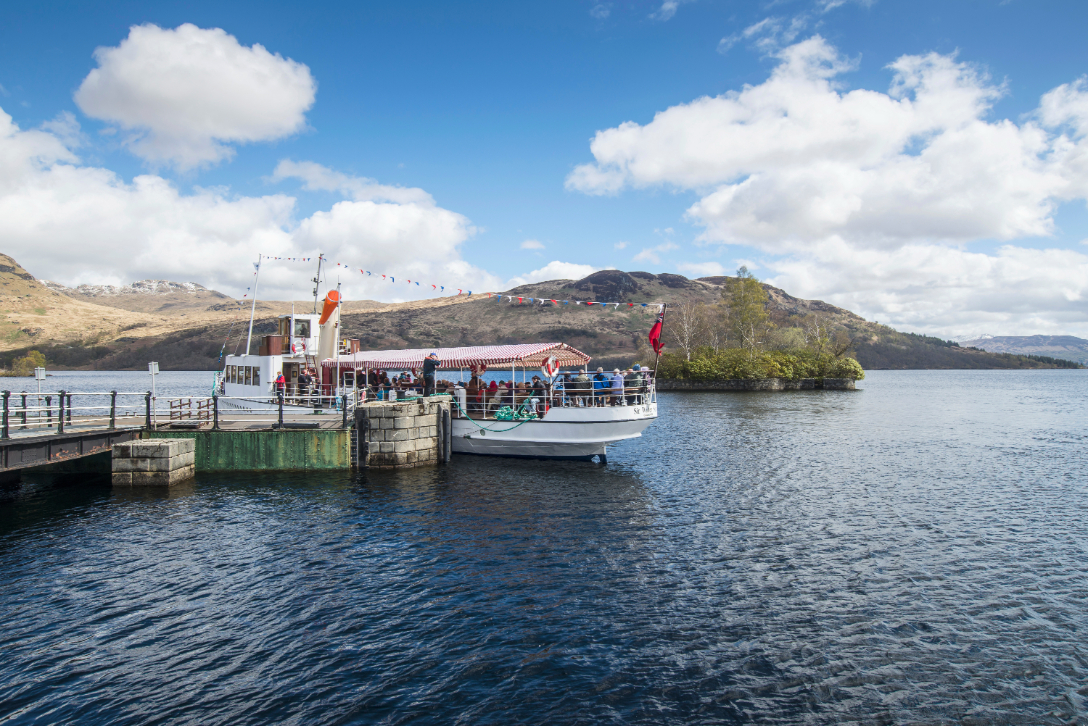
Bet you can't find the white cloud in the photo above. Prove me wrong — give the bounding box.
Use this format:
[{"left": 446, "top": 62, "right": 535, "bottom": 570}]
[
  {"left": 676, "top": 261, "right": 726, "bottom": 277},
  {"left": 505, "top": 261, "right": 603, "bottom": 288},
  {"left": 75, "top": 23, "right": 316, "bottom": 170},
  {"left": 632, "top": 241, "right": 679, "bottom": 264},
  {"left": 718, "top": 15, "right": 807, "bottom": 55},
  {"left": 614, "top": 241, "right": 628, "bottom": 249},
  {"left": 568, "top": 36, "right": 1088, "bottom": 334},
  {"left": 39, "top": 112, "right": 83, "bottom": 149},
  {"left": 649, "top": 1, "right": 679, "bottom": 21},
  {"left": 767, "top": 240, "right": 1088, "bottom": 336},
  {"left": 817, "top": 0, "right": 875, "bottom": 12},
  {"left": 0, "top": 105, "right": 503, "bottom": 303},
  {"left": 590, "top": 4, "right": 611, "bottom": 19},
  {"left": 272, "top": 160, "right": 433, "bottom": 205},
  {"left": 520, "top": 239, "right": 545, "bottom": 250}
]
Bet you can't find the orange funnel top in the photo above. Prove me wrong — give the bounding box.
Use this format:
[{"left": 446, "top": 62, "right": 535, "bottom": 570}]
[{"left": 319, "top": 290, "right": 341, "bottom": 325}]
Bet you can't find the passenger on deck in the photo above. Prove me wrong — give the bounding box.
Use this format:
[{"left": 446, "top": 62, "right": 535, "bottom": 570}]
[
  {"left": 610, "top": 369, "right": 625, "bottom": 406},
  {"left": 625, "top": 365, "right": 643, "bottom": 405},
  {"left": 488, "top": 380, "right": 504, "bottom": 413},
  {"left": 574, "top": 371, "right": 591, "bottom": 406},
  {"left": 593, "top": 367, "right": 608, "bottom": 406}
]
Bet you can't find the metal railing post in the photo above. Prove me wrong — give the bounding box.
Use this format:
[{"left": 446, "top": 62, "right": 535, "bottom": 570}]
[
  {"left": 213, "top": 394, "right": 220, "bottom": 430},
  {"left": 45, "top": 395, "right": 52, "bottom": 427},
  {"left": 20, "top": 393, "right": 26, "bottom": 428},
  {"left": 145, "top": 391, "right": 152, "bottom": 430},
  {"left": 109, "top": 391, "right": 117, "bottom": 430},
  {"left": 278, "top": 396, "right": 284, "bottom": 428},
  {"left": 67, "top": 393, "right": 73, "bottom": 424},
  {"left": 341, "top": 395, "right": 348, "bottom": 429},
  {"left": 2, "top": 391, "right": 9, "bottom": 440},
  {"left": 57, "top": 390, "right": 65, "bottom": 433}
]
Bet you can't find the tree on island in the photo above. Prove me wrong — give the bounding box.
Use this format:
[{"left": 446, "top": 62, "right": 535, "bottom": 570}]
[
  {"left": 12, "top": 350, "right": 46, "bottom": 377},
  {"left": 725, "top": 266, "right": 773, "bottom": 361}
]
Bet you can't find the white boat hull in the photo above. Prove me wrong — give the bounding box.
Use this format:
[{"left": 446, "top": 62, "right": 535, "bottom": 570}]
[{"left": 451, "top": 402, "right": 657, "bottom": 460}]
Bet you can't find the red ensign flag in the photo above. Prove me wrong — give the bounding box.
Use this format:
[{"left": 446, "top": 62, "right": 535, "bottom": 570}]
[{"left": 648, "top": 311, "right": 664, "bottom": 354}]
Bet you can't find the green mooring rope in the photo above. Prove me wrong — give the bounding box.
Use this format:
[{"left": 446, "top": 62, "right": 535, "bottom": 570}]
[{"left": 452, "top": 399, "right": 537, "bottom": 433}]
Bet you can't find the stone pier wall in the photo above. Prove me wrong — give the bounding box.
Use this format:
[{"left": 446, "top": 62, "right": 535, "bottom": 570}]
[
  {"left": 657, "top": 377, "right": 856, "bottom": 391},
  {"left": 357, "top": 395, "right": 451, "bottom": 469},
  {"left": 113, "top": 438, "right": 196, "bottom": 486}
]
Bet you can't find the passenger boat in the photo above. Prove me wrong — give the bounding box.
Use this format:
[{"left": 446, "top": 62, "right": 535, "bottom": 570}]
[
  {"left": 220, "top": 255, "right": 658, "bottom": 459},
  {"left": 323, "top": 343, "right": 658, "bottom": 461}
]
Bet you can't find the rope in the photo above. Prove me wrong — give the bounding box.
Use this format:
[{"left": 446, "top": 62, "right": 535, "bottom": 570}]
[{"left": 451, "top": 399, "right": 536, "bottom": 432}]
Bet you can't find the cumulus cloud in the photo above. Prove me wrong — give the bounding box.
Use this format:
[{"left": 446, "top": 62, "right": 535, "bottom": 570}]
[
  {"left": 567, "top": 36, "right": 1088, "bottom": 334},
  {"left": 767, "top": 240, "right": 1088, "bottom": 337},
  {"left": 505, "top": 261, "right": 604, "bottom": 288},
  {"left": 590, "top": 4, "right": 611, "bottom": 19},
  {"left": 614, "top": 241, "right": 628, "bottom": 249},
  {"left": 75, "top": 24, "right": 316, "bottom": 170},
  {"left": 520, "top": 239, "right": 545, "bottom": 250},
  {"left": 0, "top": 106, "right": 503, "bottom": 303}
]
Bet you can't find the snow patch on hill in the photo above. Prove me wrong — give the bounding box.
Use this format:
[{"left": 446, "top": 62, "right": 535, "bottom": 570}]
[{"left": 43, "top": 280, "right": 216, "bottom": 297}]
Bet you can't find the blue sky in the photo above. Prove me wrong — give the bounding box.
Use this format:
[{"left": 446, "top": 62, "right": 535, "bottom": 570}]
[{"left": 1, "top": 0, "right": 1087, "bottom": 336}]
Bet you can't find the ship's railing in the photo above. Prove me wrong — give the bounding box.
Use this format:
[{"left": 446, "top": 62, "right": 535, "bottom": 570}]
[
  {"left": 0, "top": 389, "right": 362, "bottom": 438},
  {"left": 450, "top": 374, "right": 657, "bottom": 419}
]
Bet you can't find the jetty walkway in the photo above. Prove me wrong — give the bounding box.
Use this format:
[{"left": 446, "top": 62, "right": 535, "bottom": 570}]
[{"left": 0, "top": 390, "right": 452, "bottom": 480}]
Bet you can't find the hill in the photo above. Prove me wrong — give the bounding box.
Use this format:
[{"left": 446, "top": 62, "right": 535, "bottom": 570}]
[
  {"left": 0, "top": 262, "right": 1079, "bottom": 372},
  {"left": 958, "top": 335, "right": 1088, "bottom": 366}
]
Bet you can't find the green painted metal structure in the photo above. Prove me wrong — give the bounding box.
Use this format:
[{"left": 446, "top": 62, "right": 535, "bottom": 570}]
[{"left": 142, "top": 430, "right": 352, "bottom": 471}]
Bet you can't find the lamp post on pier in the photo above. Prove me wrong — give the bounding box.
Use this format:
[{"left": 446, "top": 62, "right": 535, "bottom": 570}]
[{"left": 149, "top": 362, "right": 159, "bottom": 428}]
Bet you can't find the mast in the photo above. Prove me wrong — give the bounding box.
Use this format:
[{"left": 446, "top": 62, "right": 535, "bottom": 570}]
[
  {"left": 245, "top": 254, "right": 262, "bottom": 356},
  {"left": 312, "top": 254, "right": 324, "bottom": 314}
]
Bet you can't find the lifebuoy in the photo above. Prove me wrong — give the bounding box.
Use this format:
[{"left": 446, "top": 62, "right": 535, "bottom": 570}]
[{"left": 541, "top": 356, "right": 559, "bottom": 377}]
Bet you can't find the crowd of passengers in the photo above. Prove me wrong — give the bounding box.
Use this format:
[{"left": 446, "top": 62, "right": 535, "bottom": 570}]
[
  {"left": 460, "top": 364, "right": 652, "bottom": 414},
  {"left": 333, "top": 365, "right": 652, "bottom": 412}
]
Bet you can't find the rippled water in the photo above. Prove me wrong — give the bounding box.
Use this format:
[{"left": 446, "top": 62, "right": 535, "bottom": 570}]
[{"left": 2, "top": 370, "right": 1086, "bottom": 725}]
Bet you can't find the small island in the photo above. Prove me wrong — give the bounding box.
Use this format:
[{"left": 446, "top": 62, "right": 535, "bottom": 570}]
[{"left": 652, "top": 268, "right": 866, "bottom": 391}]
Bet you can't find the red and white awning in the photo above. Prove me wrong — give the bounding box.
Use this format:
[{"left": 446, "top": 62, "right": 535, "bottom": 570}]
[{"left": 322, "top": 342, "right": 592, "bottom": 371}]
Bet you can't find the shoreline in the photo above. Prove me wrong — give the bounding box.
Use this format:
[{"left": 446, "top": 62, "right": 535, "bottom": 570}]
[{"left": 657, "top": 377, "right": 857, "bottom": 391}]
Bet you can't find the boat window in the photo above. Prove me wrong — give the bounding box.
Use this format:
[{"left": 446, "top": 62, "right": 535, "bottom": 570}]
[
  {"left": 278, "top": 318, "right": 289, "bottom": 336},
  {"left": 228, "top": 365, "right": 234, "bottom": 384},
  {"left": 244, "top": 367, "right": 251, "bottom": 386},
  {"left": 294, "top": 319, "right": 310, "bottom": 337},
  {"left": 253, "top": 368, "right": 260, "bottom": 386}
]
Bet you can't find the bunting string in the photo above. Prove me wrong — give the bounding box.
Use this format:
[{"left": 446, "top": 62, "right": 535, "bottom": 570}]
[{"left": 258, "top": 255, "right": 667, "bottom": 311}]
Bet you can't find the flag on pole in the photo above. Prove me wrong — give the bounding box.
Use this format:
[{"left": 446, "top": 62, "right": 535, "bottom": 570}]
[{"left": 648, "top": 309, "right": 665, "bottom": 354}]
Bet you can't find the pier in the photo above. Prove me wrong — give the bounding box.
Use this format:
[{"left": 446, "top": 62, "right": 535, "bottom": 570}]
[{"left": 0, "top": 389, "right": 453, "bottom": 483}]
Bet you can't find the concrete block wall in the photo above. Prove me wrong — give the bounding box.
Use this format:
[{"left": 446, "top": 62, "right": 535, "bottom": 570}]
[
  {"left": 359, "top": 395, "right": 451, "bottom": 469},
  {"left": 112, "top": 438, "right": 196, "bottom": 485}
]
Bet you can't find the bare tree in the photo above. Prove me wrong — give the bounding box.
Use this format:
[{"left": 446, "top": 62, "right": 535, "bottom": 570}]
[
  {"left": 665, "top": 301, "right": 708, "bottom": 361},
  {"left": 802, "top": 314, "right": 852, "bottom": 357}
]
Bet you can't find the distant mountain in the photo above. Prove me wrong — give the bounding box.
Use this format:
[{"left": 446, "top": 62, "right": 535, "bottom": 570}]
[
  {"left": 959, "top": 335, "right": 1088, "bottom": 365},
  {"left": 42, "top": 279, "right": 232, "bottom": 316},
  {"left": 42, "top": 279, "right": 224, "bottom": 297}
]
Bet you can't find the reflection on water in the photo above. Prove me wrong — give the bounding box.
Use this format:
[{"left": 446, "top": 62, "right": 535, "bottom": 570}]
[{"left": 1, "top": 370, "right": 1086, "bottom": 724}]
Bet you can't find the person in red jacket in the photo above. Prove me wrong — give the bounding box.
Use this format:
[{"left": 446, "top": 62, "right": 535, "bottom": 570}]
[{"left": 275, "top": 372, "right": 286, "bottom": 402}]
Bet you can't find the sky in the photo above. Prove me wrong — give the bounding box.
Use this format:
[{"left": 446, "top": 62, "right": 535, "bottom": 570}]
[{"left": 1, "top": 0, "right": 1087, "bottom": 338}]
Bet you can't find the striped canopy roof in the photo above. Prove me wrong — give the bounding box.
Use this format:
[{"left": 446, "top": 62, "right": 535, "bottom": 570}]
[{"left": 323, "top": 342, "right": 591, "bottom": 371}]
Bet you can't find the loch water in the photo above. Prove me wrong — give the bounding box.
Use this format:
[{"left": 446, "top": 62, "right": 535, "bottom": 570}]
[{"left": 1, "top": 370, "right": 1086, "bottom": 725}]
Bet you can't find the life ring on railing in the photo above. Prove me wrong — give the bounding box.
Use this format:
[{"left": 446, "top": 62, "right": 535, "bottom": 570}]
[{"left": 541, "top": 356, "right": 559, "bottom": 377}]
